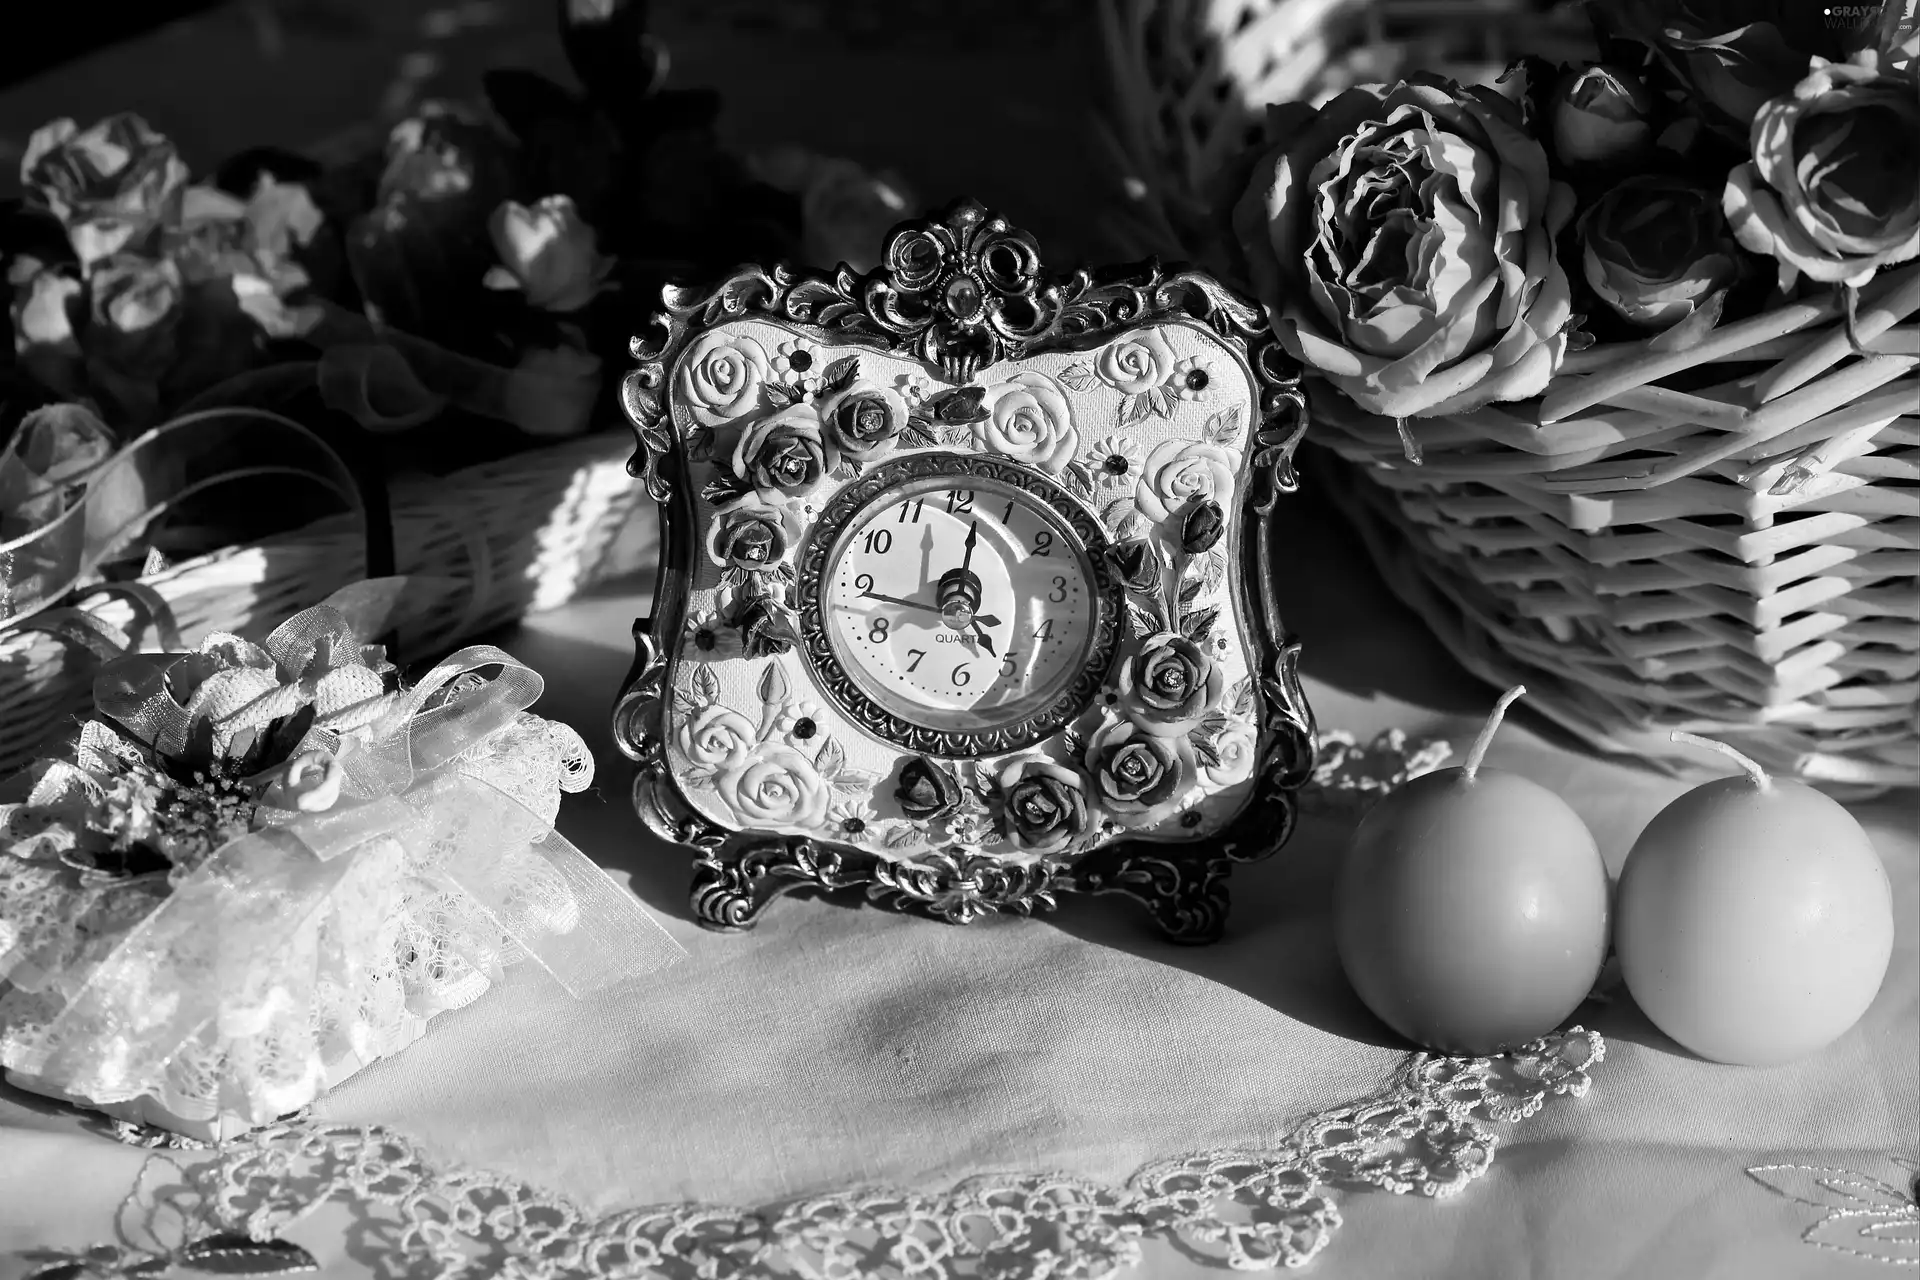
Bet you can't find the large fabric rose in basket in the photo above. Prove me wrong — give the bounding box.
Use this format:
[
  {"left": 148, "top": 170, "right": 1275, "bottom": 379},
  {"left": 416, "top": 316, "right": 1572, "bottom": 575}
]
[{"left": 1232, "top": 76, "right": 1576, "bottom": 449}]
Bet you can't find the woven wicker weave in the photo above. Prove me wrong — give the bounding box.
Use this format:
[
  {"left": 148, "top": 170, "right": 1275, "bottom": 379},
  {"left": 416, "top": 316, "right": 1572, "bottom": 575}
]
[
  {"left": 1100, "top": 0, "right": 1920, "bottom": 791},
  {"left": 0, "top": 430, "right": 656, "bottom": 776},
  {"left": 1098, "top": 0, "right": 1595, "bottom": 269}
]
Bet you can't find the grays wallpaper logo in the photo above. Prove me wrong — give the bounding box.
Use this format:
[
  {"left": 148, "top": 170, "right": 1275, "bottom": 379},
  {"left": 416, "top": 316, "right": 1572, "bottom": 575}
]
[{"left": 1824, "top": 1, "right": 1915, "bottom": 29}]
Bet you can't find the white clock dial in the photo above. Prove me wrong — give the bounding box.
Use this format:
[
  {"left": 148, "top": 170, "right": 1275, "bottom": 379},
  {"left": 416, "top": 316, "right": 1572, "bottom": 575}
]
[{"left": 822, "top": 477, "right": 1099, "bottom": 735}]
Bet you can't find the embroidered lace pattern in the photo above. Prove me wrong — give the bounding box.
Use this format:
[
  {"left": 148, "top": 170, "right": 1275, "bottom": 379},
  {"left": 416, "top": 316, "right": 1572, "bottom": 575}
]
[
  {"left": 1745, "top": 1159, "right": 1920, "bottom": 1267},
  {"left": 18, "top": 1028, "right": 1604, "bottom": 1279}
]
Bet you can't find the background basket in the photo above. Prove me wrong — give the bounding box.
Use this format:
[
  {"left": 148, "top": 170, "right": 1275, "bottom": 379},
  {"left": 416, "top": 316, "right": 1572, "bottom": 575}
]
[
  {"left": 0, "top": 429, "right": 655, "bottom": 777},
  {"left": 1099, "top": 0, "right": 1920, "bottom": 792},
  {"left": 1097, "top": 0, "right": 1595, "bottom": 270}
]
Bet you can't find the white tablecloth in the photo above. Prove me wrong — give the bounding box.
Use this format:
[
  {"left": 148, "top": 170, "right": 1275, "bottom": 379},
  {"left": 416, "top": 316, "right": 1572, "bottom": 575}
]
[{"left": 3, "top": 477, "right": 1914, "bottom": 1278}]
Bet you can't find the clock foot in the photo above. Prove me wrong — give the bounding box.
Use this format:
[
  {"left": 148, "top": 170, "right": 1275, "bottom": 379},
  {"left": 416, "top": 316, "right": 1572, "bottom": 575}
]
[
  {"left": 1073, "top": 847, "right": 1232, "bottom": 945},
  {"left": 689, "top": 838, "right": 844, "bottom": 932}
]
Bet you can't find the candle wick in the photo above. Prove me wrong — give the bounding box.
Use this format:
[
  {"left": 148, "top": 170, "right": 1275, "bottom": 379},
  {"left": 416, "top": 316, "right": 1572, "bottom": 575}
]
[
  {"left": 1669, "top": 731, "right": 1773, "bottom": 792},
  {"left": 1462, "top": 685, "right": 1526, "bottom": 781}
]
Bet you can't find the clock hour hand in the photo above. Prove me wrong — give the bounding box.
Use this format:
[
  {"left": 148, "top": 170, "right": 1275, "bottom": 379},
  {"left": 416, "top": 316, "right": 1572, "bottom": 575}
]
[{"left": 969, "top": 619, "right": 996, "bottom": 656}]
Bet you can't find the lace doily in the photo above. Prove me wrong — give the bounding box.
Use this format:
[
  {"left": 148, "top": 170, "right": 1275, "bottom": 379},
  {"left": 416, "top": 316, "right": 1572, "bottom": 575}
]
[{"left": 17, "top": 1027, "right": 1604, "bottom": 1279}]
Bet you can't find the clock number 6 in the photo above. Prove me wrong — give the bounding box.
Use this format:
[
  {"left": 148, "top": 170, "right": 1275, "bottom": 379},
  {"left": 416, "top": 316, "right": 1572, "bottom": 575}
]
[{"left": 952, "top": 664, "right": 972, "bottom": 687}]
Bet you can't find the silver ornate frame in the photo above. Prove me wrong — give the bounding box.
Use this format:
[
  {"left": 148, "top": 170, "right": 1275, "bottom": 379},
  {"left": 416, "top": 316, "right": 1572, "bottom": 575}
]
[{"left": 611, "top": 199, "right": 1316, "bottom": 944}]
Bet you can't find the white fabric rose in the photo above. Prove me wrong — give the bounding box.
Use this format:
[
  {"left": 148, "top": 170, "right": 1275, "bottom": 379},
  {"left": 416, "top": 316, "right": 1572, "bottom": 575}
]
[
  {"left": 675, "top": 706, "right": 758, "bottom": 771},
  {"left": 714, "top": 744, "right": 831, "bottom": 828},
  {"left": 483, "top": 195, "right": 612, "bottom": 313},
  {"left": 973, "top": 371, "right": 1079, "bottom": 473},
  {"left": 1134, "top": 440, "right": 1238, "bottom": 525},
  {"left": 1202, "top": 724, "right": 1259, "bottom": 787},
  {"left": 1095, "top": 329, "right": 1178, "bottom": 396},
  {"left": 675, "top": 331, "right": 772, "bottom": 427}
]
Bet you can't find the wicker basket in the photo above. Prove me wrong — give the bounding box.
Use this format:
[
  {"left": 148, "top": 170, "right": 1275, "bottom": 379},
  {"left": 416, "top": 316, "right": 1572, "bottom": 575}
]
[
  {"left": 1097, "top": 0, "right": 1595, "bottom": 268},
  {"left": 0, "top": 429, "right": 656, "bottom": 776},
  {"left": 1100, "top": 0, "right": 1920, "bottom": 792}
]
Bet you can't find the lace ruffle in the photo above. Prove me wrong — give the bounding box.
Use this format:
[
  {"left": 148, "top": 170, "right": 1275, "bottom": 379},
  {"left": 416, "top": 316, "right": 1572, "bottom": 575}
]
[{"left": 24, "top": 1028, "right": 1605, "bottom": 1278}]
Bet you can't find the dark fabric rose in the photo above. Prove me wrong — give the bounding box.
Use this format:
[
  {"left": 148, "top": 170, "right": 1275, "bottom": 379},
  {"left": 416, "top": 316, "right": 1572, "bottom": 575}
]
[
  {"left": 20, "top": 113, "right": 189, "bottom": 267},
  {"left": 1085, "top": 718, "right": 1194, "bottom": 826},
  {"left": 1550, "top": 66, "right": 1655, "bottom": 168},
  {"left": 1723, "top": 49, "right": 1920, "bottom": 290},
  {"left": 995, "top": 758, "right": 1091, "bottom": 855},
  {"left": 84, "top": 255, "right": 183, "bottom": 380},
  {"left": 895, "top": 756, "right": 961, "bottom": 822},
  {"left": 376, "top": 102, "right": 514, "bottom": 207},
  {"left": 705, "top": 496, "right": 802, "bottom": 570},
  {"left": 1580, "top": 177, "right": 1743, "bottom": 328},
  {"left": 1588, "top": 1, "right": 1870, "bottom": 140},
  {"left": 1180, "top": 500, "right": 1225, "bottom": 555},
  {"left": 348, "top": 103, "right": 513, "bottom": 343},
  {"left": 722, "top": 516, "right": 785, "bottom": 569},
  {"left": 1233, "top": 77, "right": 1575, "bottom": 419},
  {"left": 1116, "top": 632, "right": 1224, "bottom": 736},
  {"left": 733, "top": 404, "right": 830, "bottom": 496},
  {"left": 818, "top": 381, "right": 908, "bottom": 460},
  {"left": 737, "top": 596, "right": 799, "bottom": 658},
  {"left": 1108, "top": 539, "right": 1163, "bottom": 595}
]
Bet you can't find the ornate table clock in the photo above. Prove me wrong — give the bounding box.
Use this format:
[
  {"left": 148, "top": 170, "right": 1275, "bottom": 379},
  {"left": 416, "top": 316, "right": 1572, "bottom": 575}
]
[{"left": 611, "top": 200, "right": 1316, "bottom": 942}]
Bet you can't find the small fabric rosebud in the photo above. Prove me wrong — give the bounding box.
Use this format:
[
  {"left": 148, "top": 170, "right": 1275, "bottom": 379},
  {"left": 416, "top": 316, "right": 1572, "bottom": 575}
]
[
  {"left": 1180, "top": 499, "right": 1225, "bottom": 555},
  {"left": 9, "top": 262, "right": 87, "bottom": 397},
  {"left": 894, "top": 756, "right": 962, "bottom": 822},
  {"left": 737, "top": 596, "right": 800, "bottom": 659},
  {"left": 500, "top": 344, "right": 603, "bottom": 438},
  {"left": 483, "top": 195, "right": 613, "bottom": 313},
  {"left": 1550, "top": 66, "right": 1654, "bottom": 169},
  {"left": 1108, "top": 539, "right": 1163, "bottom": 595}
]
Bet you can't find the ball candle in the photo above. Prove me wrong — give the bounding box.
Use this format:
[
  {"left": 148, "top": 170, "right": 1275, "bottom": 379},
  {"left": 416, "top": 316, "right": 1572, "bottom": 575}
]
[
  {"left": 1615, "top": 732, "right": 1894, "bottom": 1067},
  {"left": 1333, "top": 687, "right": 1611, "bottom": 1056}
]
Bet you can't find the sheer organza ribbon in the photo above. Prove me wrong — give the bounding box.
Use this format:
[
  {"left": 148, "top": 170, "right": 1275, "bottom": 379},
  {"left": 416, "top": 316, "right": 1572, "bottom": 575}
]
[
  {"left": 0, "top": 406, "right": 365, "bottom": 628},
  {"left": 7, "top": 610, "right": 685, "bottom": 1105}
]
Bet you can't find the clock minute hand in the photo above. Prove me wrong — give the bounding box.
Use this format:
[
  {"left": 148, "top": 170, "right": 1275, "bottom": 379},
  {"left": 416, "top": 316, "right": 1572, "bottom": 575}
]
[
  {"left": 861, "top": 587, "right": 999, "bottom": 627},
  {"left": 860, "top": 588, "right": 941, "bottom": 614}
]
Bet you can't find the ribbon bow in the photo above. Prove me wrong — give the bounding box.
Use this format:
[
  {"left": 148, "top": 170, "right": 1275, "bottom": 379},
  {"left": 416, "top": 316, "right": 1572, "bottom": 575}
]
[{"left": 3, "top": 586, "right": 684, "bottom": 1119}]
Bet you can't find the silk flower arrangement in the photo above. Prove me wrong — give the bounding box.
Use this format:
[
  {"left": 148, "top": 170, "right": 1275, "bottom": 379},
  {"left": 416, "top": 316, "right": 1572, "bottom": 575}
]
[
  {"left": 0, "top": 580, "right": 684, "bottom": 1140},
  {"left": 1232, "top": 3, "right": 1918, "bottom": 454}
]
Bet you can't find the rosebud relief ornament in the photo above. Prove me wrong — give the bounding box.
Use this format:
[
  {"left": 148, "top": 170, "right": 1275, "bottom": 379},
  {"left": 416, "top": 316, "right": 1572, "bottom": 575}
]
[{"left": 614, "top": 199, "right": 1317, "bottom": 941}]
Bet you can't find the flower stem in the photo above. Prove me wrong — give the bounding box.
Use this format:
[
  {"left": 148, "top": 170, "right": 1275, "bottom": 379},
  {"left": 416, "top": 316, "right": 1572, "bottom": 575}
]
[
  {"left": 1394, "top": 418, "right": 1423, "bottom": 466},
  {"left": 1670, "top": 730, "right": 1772, "bottom": 792},
  {"left": 1462, "top": 685, "right": 1526, "bottom": 781}
]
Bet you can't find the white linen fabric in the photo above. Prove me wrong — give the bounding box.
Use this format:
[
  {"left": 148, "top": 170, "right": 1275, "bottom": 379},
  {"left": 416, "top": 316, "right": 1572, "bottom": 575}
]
[{"left": 2, "top": 493, "right": 1914, "bottom": 1279}]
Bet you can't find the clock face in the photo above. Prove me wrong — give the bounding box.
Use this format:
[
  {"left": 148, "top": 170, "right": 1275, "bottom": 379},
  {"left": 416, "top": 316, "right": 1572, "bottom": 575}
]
[{"left": 820, "top": 472, "right": 1102, "bottom": 738}]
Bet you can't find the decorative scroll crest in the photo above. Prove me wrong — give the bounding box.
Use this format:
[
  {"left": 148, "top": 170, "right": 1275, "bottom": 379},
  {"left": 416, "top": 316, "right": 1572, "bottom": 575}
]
[{"left": 620, "top": 198, "right": 1310, "bottom": 504}]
